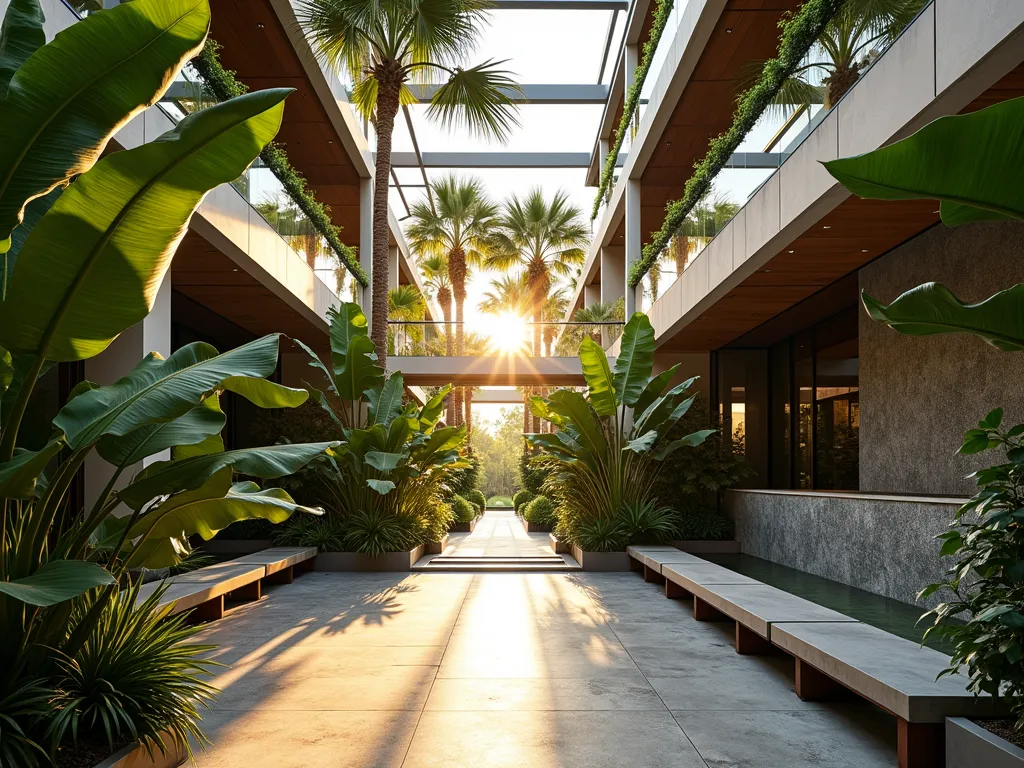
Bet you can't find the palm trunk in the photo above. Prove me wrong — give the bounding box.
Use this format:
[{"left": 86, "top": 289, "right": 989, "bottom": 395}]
[
  {"left": 369, "top": 78, "right": 402, "bottom": 366},
  {"left": 440, "top": 297, "right": 455, "bottom": 426},
  {"left": 450, "top": 247, "right": 467, "bottom": 427},
  {"left": 464, "top": 386, "right": 473, "bottom": 442}
]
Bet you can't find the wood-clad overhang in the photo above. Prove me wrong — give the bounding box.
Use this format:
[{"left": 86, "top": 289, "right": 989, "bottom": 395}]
[{"left": 657, "top": 63, "right": 1024, "bottom": 352}]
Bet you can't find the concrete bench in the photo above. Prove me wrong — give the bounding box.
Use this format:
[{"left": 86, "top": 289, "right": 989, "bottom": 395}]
[
  {"left": 137, "top": 562, "right": 267, "bottom": 621},
  {"left": 625, "top": 546, "right": 707, "bottom": 582},
  {"left": 773, "top": 622, "right": 1004, "bottom": 768},
  {"left": 232, "top": 546, "right": 317, "bottom": 585},
  {"left": 661, "top": 562, "right": 761, "bottom": 599}
]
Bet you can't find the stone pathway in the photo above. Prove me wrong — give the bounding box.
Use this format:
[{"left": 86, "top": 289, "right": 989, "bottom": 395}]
[
  {"left": 191, "top": 571, "right": 896, "bottom": 767},
  {"left": 445, "top": 508, "right": 553, "bottom": 557}
]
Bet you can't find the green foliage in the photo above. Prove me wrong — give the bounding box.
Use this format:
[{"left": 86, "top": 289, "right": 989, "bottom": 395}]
[
  {"left": 299, "top": 303, "right": 469, "bottom": 552},
  {"left": 522, "top": 495, "right": 557, "bottom": 527},
  {"left": 518, "top": 444, "right": 546, "bottom": 495},
  {"left": 629, "top": 0, "right": 847, "bottom": 287},
  {"left": 471, "top": 406, "right": 522, "bottom": 497},
  {"left": 488, "top": 495, "right": 513, "bottom": 508},
  {"left": 447, "top": 450, "right": 481, "bottom": 499},
  {"left": 919, "top": 410, "right": 1024, "bottom": 729},
  {"left": 591, "top": 0, "right": 674, "bottom": 219},
  {"left": 0, "top": 4, "right": 335, "bottom": 761},
  {"left": 466, "top": 489, "right": 487, "bottom": 514},
  {"left": 451, "top": 494, "right": 477, "bottom": 523},
  {"left": 272, "top": 515, "right": 347, "bottom": 552},
  {"left": 675, "top": 504, "right": 734, "bottom": 541},
  {"left": 617, "top": 500, "right": 678, "bottom": 544},
  {"left": 529, "top": 314, "right": 713, "bottom": 549},
  {"left": 46, "top": 584, "right": 218, "bottom": 759},
  {"left": 823, "top": 95, "right": 1024, "bottom": 349},
  {"left": 512, "top": 489, "right": 536, "bottom": 514},
  {"left": 189, "top": 39, "right": 366, "bottom": 286}
]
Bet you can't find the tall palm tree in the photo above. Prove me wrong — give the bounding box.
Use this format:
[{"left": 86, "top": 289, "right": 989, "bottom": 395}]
[
  {"left": 740, "top": 0, "right": 927, "bottom": 114},
  {"left": 557, "top": 299, "right": 624, "bottom": 355},
  {"left": 418, "top": 254, "right": 456, "bottom": 424},
  {"left": 478, "top": 273, "right": 530, "bottom": 317},
  {"left": 407, "top": 175, "right": 500, "bottom": 426},
  {"left": 388, "top": 284, "right": 425, "bottom": 355},
  {"left": 488, "top": 189, "right": 589, "bottom": 360},
  {"left": 297, "top": 0, "right": 520, "bottom": 363},
  {"left": 541, "top": 288, "right": 569, "bottom": 358}
]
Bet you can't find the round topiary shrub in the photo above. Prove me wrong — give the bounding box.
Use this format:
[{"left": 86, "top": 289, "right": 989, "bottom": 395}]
[
  {"left": 467, "top": 489, "right": 487, "bottom": 514},
  {"left": 523, "top": 495, "right": 558, "bottom": 527},
  {"left": 452, "top": 494, "right": 477, "bottom": 523},
  {"left": 512, "top": 489, "right": 535, "bottom": 514}
]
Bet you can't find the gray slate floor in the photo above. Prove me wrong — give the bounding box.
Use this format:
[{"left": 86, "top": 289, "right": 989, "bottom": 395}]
[{"left": 190, "top": 569, "right": 898, "bottom": 767}]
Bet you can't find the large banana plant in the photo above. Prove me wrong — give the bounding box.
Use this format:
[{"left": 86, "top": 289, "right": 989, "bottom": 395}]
[
  {"left": 527, "top": 312, "right": 713, "bottom": 548},
  {"left": 823, "top": 94, "right": 1024, "bottom": 348},
  {"left": 0, "top": 0, "right": 335, "bottom": 687},
  {"left": 299, "top": 303, "right": 467, "bottom": 537}
]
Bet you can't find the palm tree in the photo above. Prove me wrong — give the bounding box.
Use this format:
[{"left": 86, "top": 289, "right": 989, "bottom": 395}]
[
  {"left": 388, "top": 284, "right": 425, "bottom": 355},
  {"left": 297, "top": 0, "right": 520, "bottom": 363},
  {"left": 256, "top": 198, "right": 324, "bottom": 270},
  {"left": 418, "top": 254, "right": 456, "bottom": 424},
  {"left": 478, "top": 273, "right": 530, "bottom": 317},
  {"left": 741, "top": 0, "right": 927, "bottom": 114},
  {"left": 407, "top": 175, "right": 500, "bottom": 426},
  {"left": 488, "top": 189, "right": 589, "bottom": 360},
  {"left": 541, "top": 288, "right": 569, "bottom": 358},
  {"left": 557, "top": 298, "right": 624, "bottom": 355}
]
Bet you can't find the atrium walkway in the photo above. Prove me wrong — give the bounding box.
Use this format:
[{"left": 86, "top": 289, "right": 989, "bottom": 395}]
[{"left": 191, "top": 571, "right": 896, "bottom": 767}]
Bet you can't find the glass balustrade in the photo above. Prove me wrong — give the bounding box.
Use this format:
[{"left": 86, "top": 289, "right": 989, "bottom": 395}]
[{"left": 386, "top": 320, "right": 624, "bottom": 358}]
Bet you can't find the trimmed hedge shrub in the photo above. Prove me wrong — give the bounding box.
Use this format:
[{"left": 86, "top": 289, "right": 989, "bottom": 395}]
[
  {"left": 676, "top": 505, "right": 734, "bottom": 541},
  {"left": 523, "top": 495, "right": 558, "bottom": 527},
  {"left": 513, "top": 490, "right": 536, "bottom": 514},
  {"left": 467, "top": 489, "right": 488, "bottom": 514},
  {"left": 452, "top": 494, "right": 477, "bottom": 523}
]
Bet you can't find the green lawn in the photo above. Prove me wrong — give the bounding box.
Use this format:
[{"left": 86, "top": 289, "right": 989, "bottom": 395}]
[{"left": 487, "top": 495, "right": 513, "bottom": 508}]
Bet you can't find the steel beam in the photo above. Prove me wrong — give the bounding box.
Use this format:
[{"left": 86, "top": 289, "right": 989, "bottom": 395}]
[
  {"left": 385, "top": 151, "right": 780, "bottom": 169},
  {"left": 405, "top": 83, "right": 609, "bottom": 104},
  {"left": 492, "top": 0, "right": 628, "bottom": 8}
]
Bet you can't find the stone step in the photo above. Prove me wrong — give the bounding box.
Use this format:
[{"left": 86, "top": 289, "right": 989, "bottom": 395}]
[{"left": 414, "top": 555, "right": 581, "bottom": 572}]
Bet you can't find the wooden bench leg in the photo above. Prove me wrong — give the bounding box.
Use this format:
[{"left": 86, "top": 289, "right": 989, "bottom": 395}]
[
  {"left": 643, "top": 564, "right": 664, "bottom": 584},
  {"left": 629, "top": 556, "right": 644, "bottom": 573},
  {"left": 693, "top": 596, "right": 729, "bottom": 622},
  {"left": 190, "top": 596, "right": 224, "bottom": 623},
  {"left": 296, "top": 557, "right": 315, "bottom": 574},
  {"left": 794, "top": 659, "right": 847, "bottom": 701},
  {"left": 228, "top": 580, "right": 261, "bottom": 602},
  {"left": 664, "top": 578, "right": 688, "bottom": 599},
  {"left": 735, "top": 623, "right": 773, "bottom": 655},
  {"left": 897, "top": 720, "right": 944, "bottom": 768},
  {"left": 265, "top": 566, "right": 294, "bottom": 585}
]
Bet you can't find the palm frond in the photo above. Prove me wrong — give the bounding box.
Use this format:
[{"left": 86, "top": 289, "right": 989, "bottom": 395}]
[{"left": 424, "top": 59, "right": 522, "bottom": 142}]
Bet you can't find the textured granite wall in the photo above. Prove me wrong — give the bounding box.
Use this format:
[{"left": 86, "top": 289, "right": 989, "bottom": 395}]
[
  {"left": 726, "top": 490, "right": 960, "bottom": 609},
  {"left": 859, "top": 219, "right": 1024, "bottom": 496}
]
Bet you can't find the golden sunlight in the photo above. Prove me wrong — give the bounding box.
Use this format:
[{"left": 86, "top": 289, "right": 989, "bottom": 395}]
[{"left": 480, "top": 311, "right": 530, "bottom": 356}]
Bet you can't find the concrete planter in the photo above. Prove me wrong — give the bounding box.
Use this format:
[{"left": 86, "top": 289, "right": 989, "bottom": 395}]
[
  {"left": 201, "top": 539, "right": 273, "bottom": 555},
  {"left": 315, "top": 545, "right": 426, "bottom": 572},
  {"left": 570, "top": 544, "right": 630, "bottom": 572},
  {"left": 668, "top": 539, "right": 741, "bottom": 554},
  {"left": 94, "top": 738, "right": 187, "bottom": 768},
  {"left": 424, "top": 535, "right": 449, "bottom": 555},
  {"left": 448, "top": 516, "right": 479, "bottom": 533},
  {"left": 521, "top": 518, "right": 552, "bottom": 533},
  {"left": 947, "top": 718, "right": 1024, "bottom": 767},
  {"left": 549, "top": 533, "right": 569, "bottom": 554}
]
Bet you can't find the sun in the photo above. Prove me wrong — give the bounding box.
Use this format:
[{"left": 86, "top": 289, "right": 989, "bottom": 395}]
[{"left": 481, "top": 311, "right": 529, "bottom": 356}]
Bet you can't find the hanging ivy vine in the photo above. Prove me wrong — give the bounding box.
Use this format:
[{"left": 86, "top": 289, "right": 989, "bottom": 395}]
[
  {"left": 591, "top": 0, "right": 675, "bottom": 221},
  {"left": 190, "top": 40, "right": 368, "bottom": 287},
  {"left": 627, "top": 0, "right": 848, "bottom": 288}
]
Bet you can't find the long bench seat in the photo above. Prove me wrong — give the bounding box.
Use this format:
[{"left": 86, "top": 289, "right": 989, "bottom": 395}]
[
  {"left": 625, "top": 545, "right": 708, "bottom": 582},
  {"left": 640, "top": 554, "right": 1002, "bottom": 767},
  {"left": 137, "top": 546, "right": 317, "bottom": 621}
]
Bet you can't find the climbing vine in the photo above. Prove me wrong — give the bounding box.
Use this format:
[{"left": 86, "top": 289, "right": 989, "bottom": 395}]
[
  {"left": 591, "top": 0, "right": 675, "bottom": 221},
  {"left": 190, "top": 40, "right": 368, "bottom": 286},
  {"left": 627, "top": 0, "right": 848, "bottom": 288}
]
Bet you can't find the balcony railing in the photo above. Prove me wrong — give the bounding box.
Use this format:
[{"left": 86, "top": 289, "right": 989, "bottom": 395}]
[{"left": 386, "top": 320, "right": 624, "bottom": 358}]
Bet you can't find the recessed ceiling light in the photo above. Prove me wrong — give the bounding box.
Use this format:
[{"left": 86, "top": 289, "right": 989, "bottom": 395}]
[
  {"left": 823, "top": 225, "right": 831, "bottom": 230},
  {"left": 787, "top": 249, "right": 794, "bottom": 254},
  {"left": 257, "top": 22, "right": 265, "bottom": 29},
  {"left": 328, "top": 140, "right": 333, "bottom": 144},
  {"left": 232, "top": 268, "right": 239, "bottom": 272},
  {"left": 725, "top": 28, "right": 733, "bottom": 33},
  {"left": 764, "top": 269, "right": 772, "bottom": 273},
  {"left": 861, "top": 249, "right": 869, "bottom": 253}
]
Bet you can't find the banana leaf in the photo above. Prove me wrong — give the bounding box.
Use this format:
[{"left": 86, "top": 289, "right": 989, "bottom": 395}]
[
  {"left": 0, "top": 0, "right": 212, "bottom": 250},
  {"left": 367, "top": 372, "right": 404, "bottom": 426},
  {"left": 95, "top": 396, "right": 225, "bottom": 468},
  {"left": 0, "top": 0, "right": 45, "bottom": 99},
  {"left": 579, "top": 336, "right": 616, "bottom": 417},
  {"left": 0, "top": 559, "right": 114, "bottom": 607},
  {"left": 0, "top": 87, "right": 291, "bottom": 361},
  {"left": 0, "top": 437, "right": 62, "bottom": 498},
  {"left": 612, "top": 312, "right": 655, "bottom": 406},
  {"left": 633, "top": 363, "right": 681, "bottom": 416}
]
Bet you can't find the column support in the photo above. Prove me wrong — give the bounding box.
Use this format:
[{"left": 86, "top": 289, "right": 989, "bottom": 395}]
[
  {"left": 359, "top": 177, "right": 374, "bottom": 326},
  {"left": 624, "top": 177, "right": 641, "bottom": 317},
  {"left": 599, "top": 246, "right": 624, "bottom": 307},
  {"left": 388, "top": 245, "right": 400, "bottom": 291}
]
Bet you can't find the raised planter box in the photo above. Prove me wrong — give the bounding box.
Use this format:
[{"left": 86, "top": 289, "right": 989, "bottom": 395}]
[
  {"left": 448, "top": 515, "right": 480, "bottom": 533},
  {"left": 947, "top": 718, "right": 1024, "bottom": 767},
  {"left": 521, "top": 518, "right": 552, "bottom": 533},
  {"left": 315, "top": 545, "right": 426, "bottom": 572},
  {"left": 549, "top": 533, "right": 569, "bottom": 554},
  {"left": 200, "top": 539, "right": 273, "bottom": 555},
  {"left": 668, "top": 539, "right": 741, "bottom": 554},
  {"left": 94, "top": 738, "right": 187, "bottom": 768},
  {"left": 424, "top": 535, "right": 449, "bottom": 555},
  {"left": 570, "top": 544, "right": 630, "bottom": 572}
]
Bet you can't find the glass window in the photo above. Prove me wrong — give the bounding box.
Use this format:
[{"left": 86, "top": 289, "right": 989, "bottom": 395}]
[
  {"left": 792, "top": 331, "right": 814, "bottom": 489},
  {"left": 716, "top": 350, "right": 768, "bottom": 486},
  {"left": 814, "top": 308, "right": 859, "bottom": 490},
  {"left": 769, "top": 339, "right": 790, "bottom": 489}
]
